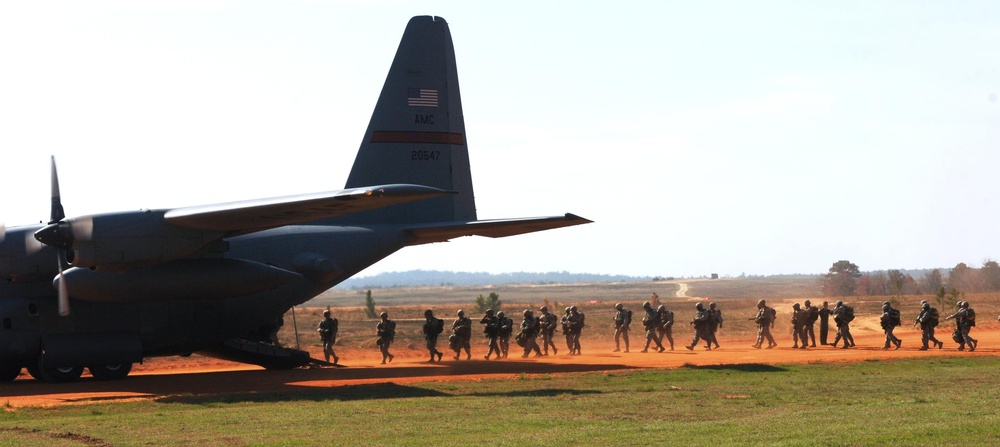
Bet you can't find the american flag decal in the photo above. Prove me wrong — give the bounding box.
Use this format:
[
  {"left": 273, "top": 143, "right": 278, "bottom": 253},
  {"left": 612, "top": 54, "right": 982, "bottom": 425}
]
[{"left": 408, "top": 88, "right": 439, "bottom": 107}]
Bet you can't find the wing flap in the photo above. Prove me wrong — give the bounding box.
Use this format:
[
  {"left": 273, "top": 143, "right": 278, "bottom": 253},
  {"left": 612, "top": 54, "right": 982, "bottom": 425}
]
[
  {"left": 406, "top": 213, "right": 592, "bottom": 245},
  {"left": 164, "top": 184, "right": 452, "bottom": 233}
]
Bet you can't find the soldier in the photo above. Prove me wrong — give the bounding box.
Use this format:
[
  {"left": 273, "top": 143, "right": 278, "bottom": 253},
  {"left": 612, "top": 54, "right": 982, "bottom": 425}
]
[
  {"left": 803, "top": 300, "right": 818, "bottom": 347},
  {"left": 496, "top": 311, "right": 513, "bottom": 358},
  {"left": 538, "top": 306, "right": 559, "bottom": 356},
  {"left": 480, "top": 309, "right": 501, "bottom": 360},
  {"left": 791, "top": 303, "right": 808, "bottom": 349},
  {"left": 376, "top": 311, "right": 395, "bottom": 364},
  {"left": 686, "top": 302, "right": 712, "bottom": 351},
  {"left": 519, "top": 309, "right": 543, "bottom": 357},
  {"left": 817, "top": 301, "right": 831, "bottom": 345},
  {"left": 613, "top": 303, "right": 631, "bottom": 353},
  {"left": 945, "top": 301, "right": 978, "bottom": 351},
  {"left": 568, "top": 306, "right": 585, "bottom": 355},
  {"left": 831, "top": 300, "right": 855, "bottom": 349},
  {"left": 750, "top": 299, "right": 777, "bottom": 349},
  {"left": 880, "top": 301, "right": 902, "bottom": 350},
  {"left": 317, "top": 309, "right": 339, "bottom": 364},
  {"left": 452, "top": 309, "right": 473, "bottom": 360},
  {"left": 561, "top": 307, "right": 574, "bottom": 354},
  {"left": 708, "top": 302, "right": 723, "bottom": 349},
  {"left": 656, "top": 305, "right": 675, "bottom": 351},
  {"left": 640, "top": 301, "right": 665, "bottom": 353},
  {"left": 914, "top": 301, "right": 943, "bottom": 350},
  {"left": 422, "top": 309, "right": 445, "bottom": 362}
]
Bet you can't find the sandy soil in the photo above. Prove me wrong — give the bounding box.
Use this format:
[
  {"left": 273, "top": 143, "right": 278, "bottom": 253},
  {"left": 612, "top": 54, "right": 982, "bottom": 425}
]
[{"left": 3, "top": 326, "right": 996, "bottom": 408}]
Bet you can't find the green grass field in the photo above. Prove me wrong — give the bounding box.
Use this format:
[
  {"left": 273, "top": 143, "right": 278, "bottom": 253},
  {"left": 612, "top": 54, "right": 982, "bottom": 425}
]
[{"left": 3, "top": 356, "right": 1000, "bottom": 446}]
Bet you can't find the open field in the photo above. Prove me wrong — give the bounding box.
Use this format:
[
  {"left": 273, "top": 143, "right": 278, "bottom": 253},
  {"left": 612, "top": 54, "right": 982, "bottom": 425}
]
[{"left": 3, "top": 278, "right": 1000, "bottom": 446}]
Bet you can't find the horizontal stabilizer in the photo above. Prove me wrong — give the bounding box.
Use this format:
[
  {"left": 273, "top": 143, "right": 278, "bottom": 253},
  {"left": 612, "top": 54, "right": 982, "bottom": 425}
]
[
  {"left": 164, "top": 184, "right": 451, "bottom": 234},
  {"left": 406, "top": 213, "right": 592, "bottom": 245}
]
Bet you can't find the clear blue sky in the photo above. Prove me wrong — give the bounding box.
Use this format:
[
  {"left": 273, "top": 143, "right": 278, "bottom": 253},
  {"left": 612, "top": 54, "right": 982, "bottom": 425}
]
[{"left": 1, "top": 2, "right": 998, "bottom": 278}]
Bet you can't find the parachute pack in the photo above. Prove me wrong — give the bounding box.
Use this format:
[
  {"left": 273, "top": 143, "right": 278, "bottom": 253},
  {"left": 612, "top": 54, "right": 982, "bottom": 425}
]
[
  {"left": 966, "top": 308, "right": 976, "bottom": 327},
  {"left": 434, "top": 317, "right": 445, "bottom": 334},
  {"left": 928, "top": 308, "right": 940, "bottom": 327},
  {"left": 888, "top": 308, "right": 901, "bottom": 327},
  {"left": 624, "top": 309, "right": 633, "bottom": 326},
  {"left": 841, "top": 305, "right": 855, "bottom": 323}
]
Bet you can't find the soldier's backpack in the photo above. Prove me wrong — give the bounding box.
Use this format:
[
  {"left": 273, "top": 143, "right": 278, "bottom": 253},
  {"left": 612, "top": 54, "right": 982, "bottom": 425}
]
[
  {"left": 578, "top": 312, "right": 586, "bottom": 329},
  {"left": 765, "top": 306, "right": 777, "bottom": 324},
  {"left": 624, "top": 310, "right": 633, "bottom": 326},
  {"left": 434, "top": 317, "right": 445, "bottom": 335},
  {"left": 928, "top": 308, "right": 940, "bottom": 327},
  {"left": 952, "top": 328, "right": 963, "bottom": 344},
  {"left": 841, "top": 305, "right": 855, "bottom": 323},
  {"left": 663, "top": 310, "right": 675, "bottom": 327},
  {"left": 888, "top": 308, "right": 901, "bottom": 327},
  {"left": 966, "top": 308, "right": 976, "bottom": 327}
]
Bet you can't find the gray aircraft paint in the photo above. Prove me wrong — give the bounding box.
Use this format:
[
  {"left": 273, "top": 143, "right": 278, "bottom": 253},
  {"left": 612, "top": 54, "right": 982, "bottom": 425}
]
[{"left": 0, "top": 16, "right": 589, "bottom": 382}]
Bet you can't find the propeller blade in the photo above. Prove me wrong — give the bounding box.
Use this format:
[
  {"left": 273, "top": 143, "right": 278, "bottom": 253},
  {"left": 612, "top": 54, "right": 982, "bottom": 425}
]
[
  {"left": 57, "top": 260, "right": 70, "bottom": 316},
  {"left": 49, "top": 156, "right": 66, "bottom": 224}
]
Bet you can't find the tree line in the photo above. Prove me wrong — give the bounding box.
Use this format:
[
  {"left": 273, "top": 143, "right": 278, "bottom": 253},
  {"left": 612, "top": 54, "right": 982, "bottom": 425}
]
[{"left": 821, "top": 259, "right": 1000, "bottom": 297}]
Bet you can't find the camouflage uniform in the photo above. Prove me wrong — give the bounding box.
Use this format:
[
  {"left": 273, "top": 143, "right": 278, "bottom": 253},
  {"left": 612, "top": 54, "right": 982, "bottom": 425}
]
[
  {"left": 831, "top": 301, "right": 855, "bottom": 349},
  {"left": 880, "top": 302, "right": 902, "bottom": 350},
  {"left": 539, "top": 306, "right": 559, "bottom": 355},
  {"left": 791, "top": 303, "right": 808, "bottom": 349},
  {"left": 568, "top": 306, "right": 585, "bottom": 355},
  {"left": 686, "top": 302, "right": 712, "bottom": 351},
  {"left": 750, "top": 299, "right": 777, "bottom": 349},
  {"left": 914, "top": 301, "right": 943, "bottom": 350},
  {"left": 317, "top": 310, "right": 339, "bottom": 364},
  {"left": 708, "top": 302, "right": 723, "bottom": 349},
  {"left": 519, "top": 310, "right": 543, "bottom": 357},
  {"left": 497, "top": 311, "right": 513, "bottom": 358},
  {"left": 640, "top": 302, "right": 665, "bottom": 352},
  {"left": 561, "top": 307, "right": 573, "bottom": 354},
  {"left": 376, "top": 312, "right": 395, "bottom": 364},
  {"left": 613, "top": 303, "right": 631, "bottom": 353},
  {"left": 656, "top": 305, "right": 675, "bottom": 351},
  {"left": 452, "top": 310, "right": 473, "bottom": 360},
  {"left": 480, "top": 309, "right": 501, "bottom": 360},
  {"left": 803, "top": 300, "right": 819, "bottom": 347},
  {"left": 422, "top": 309, "right": 444, "bottom": 362},
  {"left": 945, "top": 301, "right": 978, "bottom": 351}
]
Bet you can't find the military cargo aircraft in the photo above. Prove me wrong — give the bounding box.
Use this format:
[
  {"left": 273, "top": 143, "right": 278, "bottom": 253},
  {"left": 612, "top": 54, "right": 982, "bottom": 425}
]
[{"left": 0, "top": 16, "right": 590, "bottom": 383}]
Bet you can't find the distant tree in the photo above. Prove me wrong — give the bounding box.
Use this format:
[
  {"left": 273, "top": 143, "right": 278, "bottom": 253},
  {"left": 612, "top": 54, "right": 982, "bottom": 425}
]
[
  {"left": 921, "top": 269, "right": 943, "bottom": 295},
  {"left": 364, "top": 290, "right": 377, "bottom": 319},
  {"left": 823, "top": 260, "right": 861, "bottom": 297},
  {"left": 887, "top": 270, "right": 905, "bottom": 297},
  {"left": 475, "top": 292, "right": 502, "bottom": 313},
  {"left": 981, "top": 260, "right": 1000, "bottom": 292},
  {"left": 935, "top": 286, "right": 948, "bottom": 311},
  {"left": 949, "top": 263, "right": 982, "bottom": 293}
]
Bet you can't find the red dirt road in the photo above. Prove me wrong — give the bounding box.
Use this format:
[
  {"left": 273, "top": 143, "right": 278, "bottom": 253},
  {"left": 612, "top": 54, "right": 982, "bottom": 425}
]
[{"left": 3, "top": 326, "right": 997, "bottom": 408}]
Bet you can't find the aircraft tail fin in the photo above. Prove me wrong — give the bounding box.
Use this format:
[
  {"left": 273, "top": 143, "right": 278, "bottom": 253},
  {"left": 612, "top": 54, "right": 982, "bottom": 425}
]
[{"left": 343, "top": 16, "right": 476, "bottom": 224}]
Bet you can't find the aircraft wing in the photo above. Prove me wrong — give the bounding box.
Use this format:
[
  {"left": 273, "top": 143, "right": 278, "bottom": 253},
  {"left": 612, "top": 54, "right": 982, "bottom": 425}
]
[
  {"left": 405, "top": 213, "right": 592, "bottom": 245},
  {"left": 164, "top": 184, "right": 452, "bottom": 234}
]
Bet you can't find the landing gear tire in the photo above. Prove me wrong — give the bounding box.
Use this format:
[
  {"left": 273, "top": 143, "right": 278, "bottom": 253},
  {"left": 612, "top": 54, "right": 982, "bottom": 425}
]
[
  {"left": 27, "top": 359, "right": 84, "bottom": 383},
  {"left": 88, "top": 363, "right": 132, "bottom": 381},
  {"left": 0, "top": 364, "right": 21, "bottom": 382}
]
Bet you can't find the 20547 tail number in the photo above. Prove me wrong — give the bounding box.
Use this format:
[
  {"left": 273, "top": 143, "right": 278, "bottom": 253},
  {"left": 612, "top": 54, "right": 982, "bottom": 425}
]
[{"left": 411, "top": 150, "right": 441, "bottom": 161}]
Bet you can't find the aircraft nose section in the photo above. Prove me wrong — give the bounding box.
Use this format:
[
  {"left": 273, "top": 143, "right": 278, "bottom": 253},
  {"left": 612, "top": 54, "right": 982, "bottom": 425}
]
[{"left": 33, "top": 222, "right": 70, "bottom": 249}]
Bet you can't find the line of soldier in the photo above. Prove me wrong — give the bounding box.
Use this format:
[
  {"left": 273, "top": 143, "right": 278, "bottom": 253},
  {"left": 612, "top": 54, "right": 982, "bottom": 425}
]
[{"left": 319, "top": 298, "right": 984, "bottom": 365}]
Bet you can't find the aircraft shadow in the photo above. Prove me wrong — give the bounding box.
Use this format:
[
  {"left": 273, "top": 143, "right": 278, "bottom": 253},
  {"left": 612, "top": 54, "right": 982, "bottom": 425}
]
[{"left": 2, "top": 360, "right": 635, "bottom": 404}]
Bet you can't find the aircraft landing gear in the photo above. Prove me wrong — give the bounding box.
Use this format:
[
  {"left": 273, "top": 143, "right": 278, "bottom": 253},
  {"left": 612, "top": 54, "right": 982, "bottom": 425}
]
[
  {"left": 26, "top": 360, "right": 84, "bottom": 383},
  {"left": 88, "top": 363, "right": 132, "bottom": 381},
  {"left": 0, "top": 364, "right": 21, "bottom": 382}
]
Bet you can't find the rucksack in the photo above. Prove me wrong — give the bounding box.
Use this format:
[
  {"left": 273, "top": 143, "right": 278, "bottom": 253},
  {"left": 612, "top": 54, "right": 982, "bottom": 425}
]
[
  {"left": 434, "top": 317, "right": 445, "bottom": 335},
  {"left": 624, "top": 310, "right": 633, "bottom": 326},
  {"left": 765, "top": 307, "right": 777, "bottom": 324},
  {"left": 928, "top": 308, "right": 940, "bottom": 327},
  {"left": 663, "top": 310, "right": 674, "bottom": 327},
  {"left": 578, "top": 312, "right": 586, "bottom": 329},
  {"left": 966, "top": 308, "right": 976, "bottom": 327},
  {"left": 841, "top": 306, "right": 855, "bottom": 323},
  {"left": 888, "top": 308, "right": 901, "bottom": 327}
]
